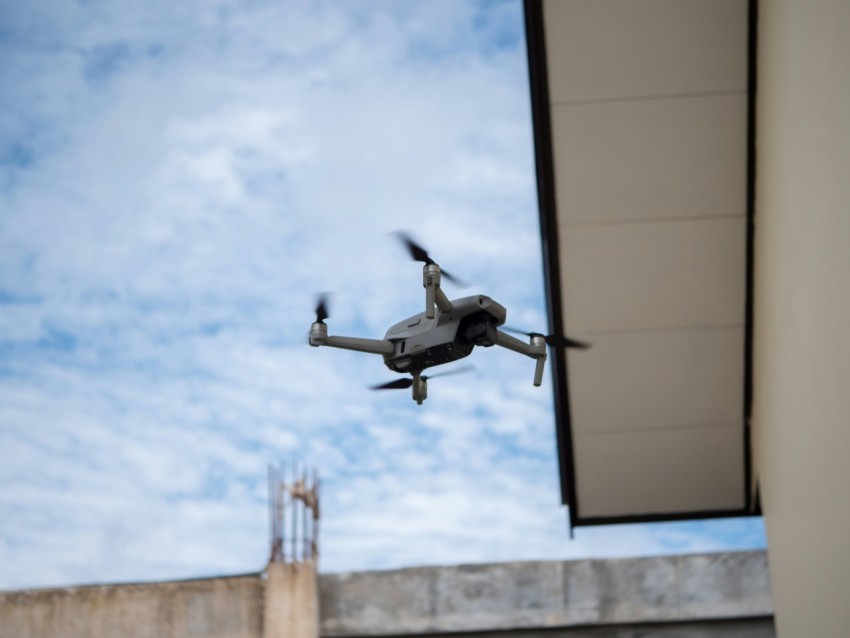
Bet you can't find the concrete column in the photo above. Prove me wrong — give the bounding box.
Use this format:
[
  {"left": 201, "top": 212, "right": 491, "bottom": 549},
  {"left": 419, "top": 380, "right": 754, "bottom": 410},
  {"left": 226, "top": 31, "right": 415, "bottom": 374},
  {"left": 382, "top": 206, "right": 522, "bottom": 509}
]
[
  {"left": 263, "top": 562, "right": 319, "bottom": 638},
  {"left": 754, "top": 0, "right": 850, "bottom": 636}
]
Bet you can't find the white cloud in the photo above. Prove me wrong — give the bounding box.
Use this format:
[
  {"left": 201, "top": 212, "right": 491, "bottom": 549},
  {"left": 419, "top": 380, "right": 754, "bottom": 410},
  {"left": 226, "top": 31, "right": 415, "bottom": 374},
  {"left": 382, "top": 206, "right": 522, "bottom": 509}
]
[{"left": 0, "top": 0, "right": 765, "bottom": 590}]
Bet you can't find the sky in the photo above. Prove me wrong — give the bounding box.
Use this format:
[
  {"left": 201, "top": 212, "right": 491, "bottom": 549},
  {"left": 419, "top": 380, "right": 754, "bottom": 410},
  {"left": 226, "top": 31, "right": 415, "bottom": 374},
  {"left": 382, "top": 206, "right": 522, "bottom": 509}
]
[{"left": 0, "top": 0, "right": 765, "bottom": 590}]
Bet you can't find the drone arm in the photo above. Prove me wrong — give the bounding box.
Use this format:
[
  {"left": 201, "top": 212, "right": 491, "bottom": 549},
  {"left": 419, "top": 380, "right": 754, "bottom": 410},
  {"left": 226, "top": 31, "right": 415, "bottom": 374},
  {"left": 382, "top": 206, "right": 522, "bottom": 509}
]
[
  {"left": 494, "top": 330, "right": 548, "bottom": 387},
  {"left": 323, "top": 335, "right": 395, "bottom": 356},
  {"left": 494, "top": 330, "right": 537, "bottom": 356},
  {"left": 435, "top": 287, "right": 453, "bottom": 313},
  {"left": 309, "top": 323, "right": 395, "bottom": 356}
]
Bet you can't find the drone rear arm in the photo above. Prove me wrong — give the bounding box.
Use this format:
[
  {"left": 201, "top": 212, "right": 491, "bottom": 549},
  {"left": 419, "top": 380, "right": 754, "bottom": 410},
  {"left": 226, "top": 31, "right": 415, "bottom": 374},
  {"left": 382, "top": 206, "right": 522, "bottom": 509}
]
[
  {"left": 494, "top": 329, "right": 547, "bottom": 386},
  {"left": 309, "top": 323, "right": 395, "bottom": 356}
]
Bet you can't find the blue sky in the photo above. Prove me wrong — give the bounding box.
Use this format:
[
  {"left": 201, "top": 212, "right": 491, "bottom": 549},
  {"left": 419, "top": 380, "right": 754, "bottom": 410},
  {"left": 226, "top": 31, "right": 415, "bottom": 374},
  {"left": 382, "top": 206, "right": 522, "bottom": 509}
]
[{"left": 0, "top": 0, "right": 764, "bottom": 590}]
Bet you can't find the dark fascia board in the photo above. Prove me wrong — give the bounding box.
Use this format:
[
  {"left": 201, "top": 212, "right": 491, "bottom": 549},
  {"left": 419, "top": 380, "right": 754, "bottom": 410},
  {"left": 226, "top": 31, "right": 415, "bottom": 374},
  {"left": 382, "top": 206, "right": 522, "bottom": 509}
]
[
  {"left": 522, "top": 0, "right": 579, "bottom": 527},
  {"left": 572, "top": 508, "right": 758, "bottom": 529},
  {"left": 522, "top": 0, "right": 761, "bottom": 529}
]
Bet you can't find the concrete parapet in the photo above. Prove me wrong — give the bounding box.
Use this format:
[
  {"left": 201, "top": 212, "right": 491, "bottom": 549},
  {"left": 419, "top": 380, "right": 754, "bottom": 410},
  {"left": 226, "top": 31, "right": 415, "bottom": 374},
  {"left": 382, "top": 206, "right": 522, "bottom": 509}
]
[
  {"left": 0, "top": 551, "right": 771, "bottom": 638},
  {"left": 0, "top": 574, "right": 263, "bottom": 638},
  {"left": 319, "top": 551, "right": 772, "bottom": 636}
]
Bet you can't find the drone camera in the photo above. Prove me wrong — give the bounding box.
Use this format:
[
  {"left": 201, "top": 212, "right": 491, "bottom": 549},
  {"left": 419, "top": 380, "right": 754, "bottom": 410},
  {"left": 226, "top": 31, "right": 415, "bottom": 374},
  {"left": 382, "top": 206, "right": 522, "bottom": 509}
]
[{"left": 459, "top": 312, "right": 499, "bottom": 347}]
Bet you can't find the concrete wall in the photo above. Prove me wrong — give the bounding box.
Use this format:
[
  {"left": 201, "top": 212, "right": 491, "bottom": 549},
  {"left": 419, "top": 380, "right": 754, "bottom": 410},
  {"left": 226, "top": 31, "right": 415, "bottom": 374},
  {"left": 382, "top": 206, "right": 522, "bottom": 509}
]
[
  {"left": 320, "top": 552, "right": 772, "bottom": 636},
  {"left": 752, "top": 1, "right": 850, "bottom": 636},
  {"left": 0, "top": 553, "right": 773, "bottom": 638},
  {"left": 0, "top": 574, "right": 264, "bottom": 638},
  {"left": 394, "top": 622, "right": 775, "bottom": 638}
]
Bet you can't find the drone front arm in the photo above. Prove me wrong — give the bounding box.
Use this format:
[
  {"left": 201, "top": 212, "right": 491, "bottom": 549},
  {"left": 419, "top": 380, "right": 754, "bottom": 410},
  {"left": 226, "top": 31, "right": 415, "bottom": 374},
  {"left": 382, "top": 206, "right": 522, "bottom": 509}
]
[
  {"left": 323, "top": 335, "right": 395, "bottom": 356},
  {"left": 494, "top": 330, "right": 548, "bottom": 387},
  {"left": 435, "top": 287, "right": 453, "bottom": 313},
  {"left": 309, "top": 323, "right": 395, "bottom": 356}
]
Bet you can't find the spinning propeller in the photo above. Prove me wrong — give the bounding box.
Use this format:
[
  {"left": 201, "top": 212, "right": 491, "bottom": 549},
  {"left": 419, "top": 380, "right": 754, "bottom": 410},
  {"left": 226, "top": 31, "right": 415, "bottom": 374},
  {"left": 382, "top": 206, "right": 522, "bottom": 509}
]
[
  {"left": 395, "top": 231, "right": 463, "bottom": 285},
  {"left": 503, "top": 327, "right": 591, "bottom": 350},
  {"left": 314, "top": 294, "right": 330, "bottom": 324},
  {"left": 370, "top": 365, "right": 474, "bottom": 391}
]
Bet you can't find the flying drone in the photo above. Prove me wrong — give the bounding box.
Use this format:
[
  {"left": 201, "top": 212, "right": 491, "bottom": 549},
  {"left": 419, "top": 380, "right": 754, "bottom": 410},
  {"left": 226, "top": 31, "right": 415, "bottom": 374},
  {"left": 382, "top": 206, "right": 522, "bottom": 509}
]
[{"left": 309, "top": 233, "right": 588, "bottom": 404}]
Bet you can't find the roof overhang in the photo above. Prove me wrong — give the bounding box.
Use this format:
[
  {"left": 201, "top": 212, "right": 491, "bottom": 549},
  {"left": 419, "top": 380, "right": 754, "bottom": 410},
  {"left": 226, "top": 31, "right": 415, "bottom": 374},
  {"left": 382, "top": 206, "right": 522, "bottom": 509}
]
[{"left": 523, "top": 0, "right": 759, "bottom": 527}]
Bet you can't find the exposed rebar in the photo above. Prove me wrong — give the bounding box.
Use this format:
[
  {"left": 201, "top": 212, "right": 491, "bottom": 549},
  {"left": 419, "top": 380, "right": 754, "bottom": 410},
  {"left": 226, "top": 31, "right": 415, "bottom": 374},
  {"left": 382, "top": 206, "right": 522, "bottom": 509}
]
[{"left": 268, "top": 462, "right": 320, "bottom": 564}]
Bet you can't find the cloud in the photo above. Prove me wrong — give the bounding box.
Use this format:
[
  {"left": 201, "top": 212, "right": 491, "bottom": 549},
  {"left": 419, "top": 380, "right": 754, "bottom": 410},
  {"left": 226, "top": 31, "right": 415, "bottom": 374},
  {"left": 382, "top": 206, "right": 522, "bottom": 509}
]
[{"left": 0, "top": 0, "right": 765, "bottom": 590}]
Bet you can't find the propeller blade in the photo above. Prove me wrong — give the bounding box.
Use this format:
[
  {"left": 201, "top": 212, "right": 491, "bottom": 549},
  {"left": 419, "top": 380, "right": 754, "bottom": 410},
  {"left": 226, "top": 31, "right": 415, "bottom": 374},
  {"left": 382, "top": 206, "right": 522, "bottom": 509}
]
[
  {"left": 438, "top": 268, "right": 462, "bottom": 286},
  {"left": 314, "top": 294, "right": 330, "bottom": 324},
  {"left": 546, "top": 334, "right": 591, "bottom": 350},
  {"left": 503, "top": 326, "right": 591, "bottom": 350},
  {"left": 396, "top": 232, "right": 433, "bottom": 265},
  {"left": 422, "top": 364, "right": 476, "bottom": 381},
  {"left": 370, "top": 366, "right": 474, "bottom": 391},
  {"left": 394, "top": 231, "right": 464, "bottom": 286},
  {"left": 370, "top": 378, "right": 413, "bottom": 390}
]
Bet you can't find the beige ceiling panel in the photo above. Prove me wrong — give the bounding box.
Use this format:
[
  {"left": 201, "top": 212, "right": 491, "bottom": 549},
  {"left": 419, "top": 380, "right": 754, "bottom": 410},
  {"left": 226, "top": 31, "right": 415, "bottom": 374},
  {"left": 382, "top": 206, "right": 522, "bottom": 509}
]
[
  {"left": 561, "top": 217, "right": 746, "bottom": 333},
  {"left": 530, "top": 0, "right": 752, "bottom": 523},
  {"left": 574, "top": 427, "right": 745, "bottom": 518},
  {"left": 568, "top": 327, "right": 744, "bottom": 434},
  {"left": 543, "top": 0, "right": 748, "bottom": 104},
  {"left": 552, "top": 94, "right": 748, "bottom": 225}
]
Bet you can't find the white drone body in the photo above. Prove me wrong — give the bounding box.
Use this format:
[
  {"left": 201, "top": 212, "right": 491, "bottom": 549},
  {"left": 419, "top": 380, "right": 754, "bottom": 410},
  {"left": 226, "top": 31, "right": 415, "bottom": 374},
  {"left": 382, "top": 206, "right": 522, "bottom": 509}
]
[{"left": 309, "top": 236, "right": 585, "bottom": 404}]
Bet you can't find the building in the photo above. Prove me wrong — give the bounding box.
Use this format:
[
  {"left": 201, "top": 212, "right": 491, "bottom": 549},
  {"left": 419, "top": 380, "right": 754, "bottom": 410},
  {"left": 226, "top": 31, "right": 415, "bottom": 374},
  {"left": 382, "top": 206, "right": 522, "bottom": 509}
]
[
  {"left": 0, "top": 551, "right": 773, "bottom": 638},
  {"left": 522, "top": 1, "right": 850, "bottom": 635}
]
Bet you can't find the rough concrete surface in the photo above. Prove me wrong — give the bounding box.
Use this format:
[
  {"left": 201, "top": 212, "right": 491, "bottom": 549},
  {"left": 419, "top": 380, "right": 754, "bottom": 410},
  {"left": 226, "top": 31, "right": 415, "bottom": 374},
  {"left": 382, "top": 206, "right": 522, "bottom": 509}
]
[
  {"left": 0, "top": 574, "right": 264, "bottom": 638},
  {"left": 0, "top": 552, "right": 772, "bottom": 638},
  {"left": 319, "top": 552, "right": 772, "bottom": 636},
  {"left": 265, "top": 562, "right": 319, "bottom": 638},
  {"left": 401, "top": 620, "right": 775, "bottom": 638}
]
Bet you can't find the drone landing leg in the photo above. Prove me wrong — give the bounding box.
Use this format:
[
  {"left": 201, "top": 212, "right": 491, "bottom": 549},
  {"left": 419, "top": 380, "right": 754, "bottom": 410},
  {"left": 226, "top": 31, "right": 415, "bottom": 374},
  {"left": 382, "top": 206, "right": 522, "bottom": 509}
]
[{"left": 533, "top": 355, "right": 546, "bottom": 387}]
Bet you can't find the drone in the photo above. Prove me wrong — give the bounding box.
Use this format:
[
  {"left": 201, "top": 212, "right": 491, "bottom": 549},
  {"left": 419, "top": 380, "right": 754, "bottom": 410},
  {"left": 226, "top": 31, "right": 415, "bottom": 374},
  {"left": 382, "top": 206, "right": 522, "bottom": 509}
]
[{"left": 309, "top": 233, "right": 588, "bottom": 404}]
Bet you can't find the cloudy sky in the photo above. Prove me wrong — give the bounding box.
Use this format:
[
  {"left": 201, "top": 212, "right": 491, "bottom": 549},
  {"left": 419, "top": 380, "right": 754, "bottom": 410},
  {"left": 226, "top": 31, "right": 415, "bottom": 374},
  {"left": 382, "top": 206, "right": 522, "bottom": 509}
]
[{"left": 0, "top": 0, "right": 765, "bottom": 590}]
